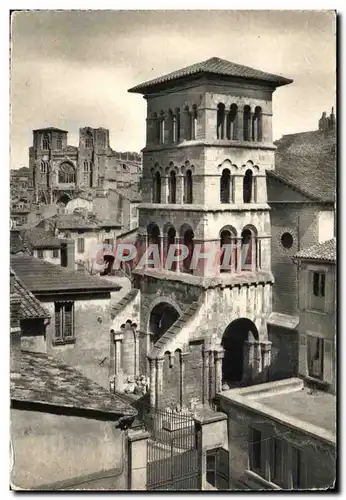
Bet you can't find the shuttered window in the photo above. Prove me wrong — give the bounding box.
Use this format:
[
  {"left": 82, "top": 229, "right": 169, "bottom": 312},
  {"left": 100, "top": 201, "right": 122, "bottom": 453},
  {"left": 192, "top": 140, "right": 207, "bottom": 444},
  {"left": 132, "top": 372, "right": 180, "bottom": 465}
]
[
  {"left": 77, "top": 237, "right": 85, "bottom": 253},
  {"left": 54, "top": 302, "right": 75, "bottom": 344}
]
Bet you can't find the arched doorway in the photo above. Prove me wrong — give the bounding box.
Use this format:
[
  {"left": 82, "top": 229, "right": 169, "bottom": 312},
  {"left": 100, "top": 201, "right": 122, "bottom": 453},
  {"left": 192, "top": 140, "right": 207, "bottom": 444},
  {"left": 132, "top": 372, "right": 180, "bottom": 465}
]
[
  {"left": 56, "top": 193, "right": 71, "bottom": 206},
  {"left": 221, "top": 318, "right": 259, "bottom": 385},
  {"left": 149, "top": 302, "right": 180, "bottom": 345}
]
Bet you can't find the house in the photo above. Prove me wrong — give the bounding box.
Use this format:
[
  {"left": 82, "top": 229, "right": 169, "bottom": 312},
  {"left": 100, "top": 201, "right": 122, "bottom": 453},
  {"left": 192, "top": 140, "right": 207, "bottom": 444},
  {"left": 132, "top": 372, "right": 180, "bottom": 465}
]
[
  {"left": 20, "top": 228, "right": 63, "bottom": 264},
  {"left": 293, "top": 238, "right": 336, "bottom": 394},
  {"left": 11, "top": 254, "right": 122, "bottom": 388},
  {"left": 10, "top": 270, "right": 139, "bottom": 490},
  {"left": 218, "top": 378, "right": 336, "bottom": 490},
  {"left": 267, "top": 110, "right": 336, "bottom": 316}
]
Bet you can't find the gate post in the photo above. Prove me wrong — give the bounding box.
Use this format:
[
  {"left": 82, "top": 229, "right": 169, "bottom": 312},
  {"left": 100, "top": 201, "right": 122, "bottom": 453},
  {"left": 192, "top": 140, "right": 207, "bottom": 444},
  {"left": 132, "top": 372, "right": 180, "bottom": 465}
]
[{"left": 127, "top": 428, "right": 150, "bottom": 490}]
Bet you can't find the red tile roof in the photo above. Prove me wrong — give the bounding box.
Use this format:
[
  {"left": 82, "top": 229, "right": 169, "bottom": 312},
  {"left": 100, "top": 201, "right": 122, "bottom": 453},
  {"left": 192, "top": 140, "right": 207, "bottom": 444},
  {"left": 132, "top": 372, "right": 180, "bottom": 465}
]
[
  {"left": 128, "top": 57, "right": 293, "bottom": 93},
  {"left": 11, "top": 350, "right": 137, "bottom": 419},
  {"left": 11, "top": 270, "right": 50, "bottom": 320},
  {"left": 273, "top": 128, "right": 336, "bottom": 203},
  {"left": 10, "top": 255, "right": 122, "bottom": 294},
  {"left": 294, "top": 238, "right": 336, "bottom": 263}
]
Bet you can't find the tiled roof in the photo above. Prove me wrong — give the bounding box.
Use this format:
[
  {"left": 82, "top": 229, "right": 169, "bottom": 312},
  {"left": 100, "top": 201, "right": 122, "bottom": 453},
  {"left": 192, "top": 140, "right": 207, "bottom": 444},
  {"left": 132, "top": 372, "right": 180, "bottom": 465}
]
[
  {"left": 11, "top": 255, "right": 122, "bottom": 294},
  {"left": 273, "top": 128, "right": 336, "bottom": 202},
  {"left": 24, "top": 228, "right": 62, "bottom": 249},
  {"left": 128, "top": 57, "right": 293, "bottom": 93},
  {"left": 11, "top": 350, "right": 137, "bottom": 419},
  {"left": 46, "top": 213, "right": 120, "bottom": 230},
  {"left": 11, "top": 270, "right": 50, "bottom": 320},
  {"left": 294, "top": 238, "right": 336, "bottom": 263}
]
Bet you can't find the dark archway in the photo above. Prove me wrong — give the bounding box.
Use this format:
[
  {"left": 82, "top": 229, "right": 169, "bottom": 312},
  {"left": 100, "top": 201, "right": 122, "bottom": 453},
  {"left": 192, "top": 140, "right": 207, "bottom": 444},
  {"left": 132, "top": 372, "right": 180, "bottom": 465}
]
[
  {"left": 221, "top": 318, "right": 259, "bottom": 384},
  {"left": 149, "top": 302, "right": 180, "bottom": 345},
  {"left": 56, "top": 193, "right": 71, "bottom": 206}
]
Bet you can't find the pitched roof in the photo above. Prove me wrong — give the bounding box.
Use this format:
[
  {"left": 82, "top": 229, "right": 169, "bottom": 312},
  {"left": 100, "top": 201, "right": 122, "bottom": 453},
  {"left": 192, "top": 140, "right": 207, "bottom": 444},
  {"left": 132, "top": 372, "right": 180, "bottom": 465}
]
[
  {"left": 128, "top": 57, "right": 293, "bottom": 93},
  {"left": 23, "top": 228, "right": 62, "bottom": 249},
  {"left": 10, "top": 255, "right": 122, "bottom": 294},
  {"left": 273, "top": 128, "right": 336, "bottom": 202},
  {"left": 11, "top": 270, "right": 50, "bottom": 320},
  {"left": 11, "top": 350, "right": 137, "bottom": 420},
  {"left": 46, "top": 213, "right": 121, "bottom": 231},
  {"left": 294, "top": 238, "right": 336, "bottom": 263}
]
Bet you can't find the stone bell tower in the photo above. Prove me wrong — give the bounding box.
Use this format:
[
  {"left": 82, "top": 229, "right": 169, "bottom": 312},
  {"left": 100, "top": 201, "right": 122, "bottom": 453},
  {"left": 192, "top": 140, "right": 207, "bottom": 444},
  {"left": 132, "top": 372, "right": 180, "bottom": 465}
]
[{"left": 110, "top": 57, "right": 292, "bottom": 410}]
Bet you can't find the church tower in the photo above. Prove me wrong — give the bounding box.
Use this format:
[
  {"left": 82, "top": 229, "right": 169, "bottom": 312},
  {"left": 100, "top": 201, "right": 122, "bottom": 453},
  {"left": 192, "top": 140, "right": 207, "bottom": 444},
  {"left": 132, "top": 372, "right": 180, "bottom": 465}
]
[{"left": 110, "top": 57, "right": 292, "bottom": 410}]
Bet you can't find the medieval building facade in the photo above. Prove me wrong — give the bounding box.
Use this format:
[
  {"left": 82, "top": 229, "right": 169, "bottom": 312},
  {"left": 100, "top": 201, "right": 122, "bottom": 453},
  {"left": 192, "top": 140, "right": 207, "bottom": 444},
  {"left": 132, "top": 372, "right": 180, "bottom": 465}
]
[
  {"left": 29, "top": 126, "right": 141, "bottom": 205},
  {"left": 110, "top": 57, "right": 294, "bottom": 410}
]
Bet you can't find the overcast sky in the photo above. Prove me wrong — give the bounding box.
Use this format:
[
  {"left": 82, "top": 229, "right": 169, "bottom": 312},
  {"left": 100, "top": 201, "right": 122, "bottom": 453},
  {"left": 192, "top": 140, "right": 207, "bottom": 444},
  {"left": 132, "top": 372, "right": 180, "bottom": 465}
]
[{"left": 10, "top": 10, "right": 336, "bottom": 169}]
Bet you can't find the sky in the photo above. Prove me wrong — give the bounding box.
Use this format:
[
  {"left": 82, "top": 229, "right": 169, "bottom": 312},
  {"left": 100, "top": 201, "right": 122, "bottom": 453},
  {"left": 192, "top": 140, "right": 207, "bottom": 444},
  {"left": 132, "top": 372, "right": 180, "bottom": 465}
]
[{"left": 10, "top": 9, "right": 336, "bottom": 169}]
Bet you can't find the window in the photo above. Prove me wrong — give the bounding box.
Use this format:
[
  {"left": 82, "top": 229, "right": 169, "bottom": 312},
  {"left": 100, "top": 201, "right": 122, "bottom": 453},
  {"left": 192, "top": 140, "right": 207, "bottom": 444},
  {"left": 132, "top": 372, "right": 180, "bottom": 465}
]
[
  {"left": 206, "top": 448, "right": 229, "bottom": 490},
  {"left": 54, "top": 302, "right": 75, "bottom": 344},
  {"left": 77, "top": 237, "right": 85, "bottom": 253},
  {"left": 307, "top": 336, "right": 324, "bottom": 380},
  {"left": 169, "top": 171, "right": 176, "bottom": 204},
  {"left": 58, "top": 162, "right": 76, "bottom": 184},
  {"left": 184, "top": 170, "right": 193, "bottom": 204},
  {"left": 37, "top": 249, "right": 44, "bottom": 259},
  {"left": 281, "top": 232, "right": 293, "bottom": 249},
  {"left": 226, "top": 104, "right": 238, "bottom": 140},
  {"left": 253, "top": 106, "right": 262, "bottom": 141},
  {"left": 159, "top": 113, "right": 165, "bottom": 144},
  {"left": 83, "top": 160, "right": 89, "bottom": 172},
  {"left": 291, "top": 447, "right": 302, "bottom": 489},
  {"left": 52, "top": 248, "right": 59, "bottom": 258},
  {"left": 220, "top": 169, "right": 231, "bottom": 203},
  {"left": 56, "top": 134, "right": 63, "bottom": 150},
  {"left": 42, "top": 133, "right": 49, "bottom": 150},
  {"left": 40, "top": 161, "right": 48, "bottom": 174},
  {"left": 313, "top": 271, "right": 325, "bottom": 297},
  {"left": 85, "top": 132, "right": 93, "bottom": 149},
  {"left": 270, "top": 438, "right": 284, "bottom": 487},
  {"left": 249, "top": 428, "right": 262, "bottom": 475},
  {"left": 217, "top": 103, "right": 226, "bottom": 139},
  {"left": 241, "top": 229, "right": 254, "bottom": 270},
  {"left": 104, "top": 238, "right": 114, "bottom": 248},
  {"left": 243, "top": 169, "right": 253, "bottom": 203},
  {"left": 175, "top": 108, "right": 180, "bottom": 142},
  {"left": 310, "top": 271, "right": 326, "bottom": 311},
  {"left": 153, "top": 172, "right": 161, "bottom": 203}
]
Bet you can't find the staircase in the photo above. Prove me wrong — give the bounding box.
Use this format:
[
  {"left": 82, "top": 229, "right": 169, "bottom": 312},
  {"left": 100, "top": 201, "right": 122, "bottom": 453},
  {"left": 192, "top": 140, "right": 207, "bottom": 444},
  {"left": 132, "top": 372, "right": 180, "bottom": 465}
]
[{"left": 110, "top": 288, "right": 139, "bottom": 320}]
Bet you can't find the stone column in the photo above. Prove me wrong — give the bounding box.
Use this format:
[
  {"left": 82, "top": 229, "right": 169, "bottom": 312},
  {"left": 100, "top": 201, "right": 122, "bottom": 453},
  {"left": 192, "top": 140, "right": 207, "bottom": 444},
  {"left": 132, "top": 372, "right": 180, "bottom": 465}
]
[
  {"left": 159, "top": 236, "right": 164, "bottom": 269},
  {"left": 134, "top": 330, "right": 140, "bottom": 377},
  {"left": 175, "top": 236, "right": 181, "bottom": 273},
  {"left": 113, "top": 332, "right": 124, "bottom": 391},
  {"left": 214, "top": 349, "right": 224, "bottom": 395},
  {"left": 144, "top": 233, "right": 149, "bottom": 267},
  {"left": 209, "top": 350, "right": 215, "bottom": 404},
  {"left": 155, "top": 357, "right": 164, "bottom": 408},
  {"left": 237, "top": 109, "right": 244, "bottom": 142},
  {"left": 127, "top": 428, "right": 150, "bottom": 490},
  {"left": 235, "top": 237, "right": 242, "bottom": 273},
  {"left": 177, "top": 174, "right": 184, "bottom": 204},
  {"left": 149, "top": 357, "right": 156, "bottom": 408},
  {"left": 251, "top": 235, "right": 257, "bottom": 271},
  {"left": 243, "top": 340, "right": 255, "bottom": 384},
  {"left": 180, "top": 352, "right": 189, "bottom": 409},
  {"left": 161, "top": 175, "right": 168, "bottom": 204},
  {"left": 261, "top": 341, "right": 272, "bottom": 382},
  {"left": 254, "top": 342, "right": 262, "bottom": 379},
  {"left": 202, "top": 347, "right": 210, "bottom": 405},
  {"left": 233, "top": 175, "right": 243, "bottom": 204}
]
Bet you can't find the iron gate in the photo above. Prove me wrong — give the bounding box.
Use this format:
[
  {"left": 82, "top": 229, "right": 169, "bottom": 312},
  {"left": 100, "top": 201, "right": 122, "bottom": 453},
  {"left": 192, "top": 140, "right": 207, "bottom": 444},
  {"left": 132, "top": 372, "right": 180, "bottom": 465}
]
[{"left": 142, "top": 406, "right": 201, "bottom": 490}]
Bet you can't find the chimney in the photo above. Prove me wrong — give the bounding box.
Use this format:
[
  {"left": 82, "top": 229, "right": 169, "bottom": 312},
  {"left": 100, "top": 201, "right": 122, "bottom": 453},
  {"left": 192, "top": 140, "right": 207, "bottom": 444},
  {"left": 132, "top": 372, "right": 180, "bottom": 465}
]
[
  {"left": 10, "top": 272, "right": 22, "bottom": 375},
  {"left": 60, "top": 239, "right": 75, "bottom": 270}
]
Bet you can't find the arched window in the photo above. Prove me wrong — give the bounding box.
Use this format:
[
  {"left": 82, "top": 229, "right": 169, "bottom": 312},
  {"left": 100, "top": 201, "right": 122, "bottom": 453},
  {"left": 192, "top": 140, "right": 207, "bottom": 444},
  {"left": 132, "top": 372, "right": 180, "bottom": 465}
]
[
  {"left": 243, "top": 106, "right": 251, "bottom": 141},
  {"left": 168, "top": 109, "right": 175, "bottom": 143},
  {"left": 220, "top": 228, "right": 236, "bottom": 273},
  {"left": 147, "top": 223, "right": 161, "bottom": 268},
  {"left": 83, "top": 160, "right": 89, "bottom": 172},
  {"left": 220, "top": 169, "right": 231, "bottom": 203},
  {"left": 40, "top": 161, "right": 47, "bottom": 174},
  {"left": 252, "top": 106, "right": 262, "bottom": 141},
  {"left": 165, "top": 226, "right": 177, "bottom": 271},
  {"left": 191, "top": 105, "right": 198, "bottom": 140},
  {"left": 175, "top": 108, "right": 180, "bottom": 142},
  {"left": 152, "top": 113, "right": 160, "bottom": 144},
  {"left": 241, "top": 228, "right": 254, "bottom": 270},
  {"left": 169, "top": 171, "right": 176, "bottom": 204},
  {"left": 243, "top": 169, "right": 253, "bottom": 203},
  {"left": 159, "top": 112, "right": 165, "bottom": 144},
  {"left": 182, "top": 227, "right": 194, "bottom": 274},
  {"left": 42, "top": 134, "right": 49, "bottom": 150},
  {"left": 227, "top": 104, "right": 238, "bottom": 140},
  {"left": 152, "top": 172, "right": 161, "bottom": 203},
  {"left": 217, "top": 103, "right": 226, "bottom": 139},
  {"left": 184, "top": 169, "right": 193, "bottom": 204},
  {"left": 58, "top": 162, "right": 76, "bottom": 184},
  {"left": 56, "top": 134, "right": 62, "bottom": 150},
  {"left": 85, "top": 131, "right": 93, "bottom": 149},
  {"left": 83, "top": 160, "right": 92, "bottom": 187}
]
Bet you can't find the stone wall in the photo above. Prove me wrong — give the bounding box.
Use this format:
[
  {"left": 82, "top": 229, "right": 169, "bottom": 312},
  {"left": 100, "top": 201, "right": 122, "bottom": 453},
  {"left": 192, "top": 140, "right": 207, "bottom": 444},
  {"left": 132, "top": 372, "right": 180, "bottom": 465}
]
[{"left": 268, "top": 325, "right": 299, "bottom": 380}]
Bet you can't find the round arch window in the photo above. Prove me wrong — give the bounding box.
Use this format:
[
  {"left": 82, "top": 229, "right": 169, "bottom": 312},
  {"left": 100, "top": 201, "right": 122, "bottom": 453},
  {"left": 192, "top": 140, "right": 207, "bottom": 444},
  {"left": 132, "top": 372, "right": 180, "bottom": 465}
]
[{"left": 281, "top": 232, "right": 293, "bottom": 249}]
